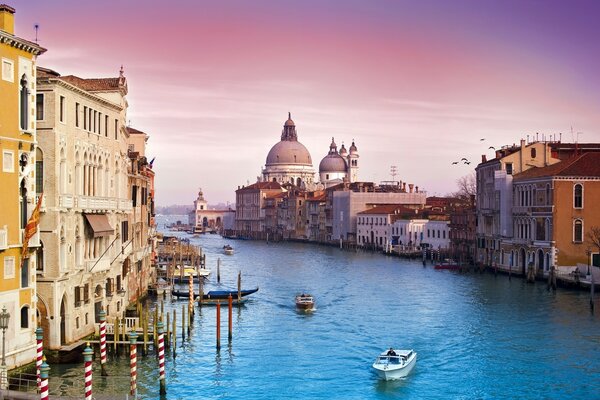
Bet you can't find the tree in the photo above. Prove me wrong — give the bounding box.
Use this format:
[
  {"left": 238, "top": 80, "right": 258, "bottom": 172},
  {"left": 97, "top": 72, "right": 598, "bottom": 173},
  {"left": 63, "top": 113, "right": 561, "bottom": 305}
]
[{"left": 451, "top": 172, "right": 476, "bottom": 200}]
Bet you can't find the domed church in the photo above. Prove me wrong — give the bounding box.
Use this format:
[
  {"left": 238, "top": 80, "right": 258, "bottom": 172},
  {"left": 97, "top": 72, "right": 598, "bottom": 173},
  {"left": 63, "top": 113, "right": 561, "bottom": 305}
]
[
  {"left": 318, "top": 137, "right": 359, "bottom": 188},
  {"left": 262, "top": 113, "right": 316, "bottom": 187}
]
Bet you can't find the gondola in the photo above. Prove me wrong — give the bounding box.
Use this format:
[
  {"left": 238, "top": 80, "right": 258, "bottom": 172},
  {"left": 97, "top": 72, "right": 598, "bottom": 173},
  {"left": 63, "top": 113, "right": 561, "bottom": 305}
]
[{"left": 171, "top": 287, "right": 259, "bottom": 302}]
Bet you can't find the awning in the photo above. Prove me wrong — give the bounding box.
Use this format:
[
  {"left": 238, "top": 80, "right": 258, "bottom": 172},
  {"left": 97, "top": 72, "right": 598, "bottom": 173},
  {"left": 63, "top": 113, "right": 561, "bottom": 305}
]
[{"left": 84, "top": 213, "right": 114, "bottom": 237}]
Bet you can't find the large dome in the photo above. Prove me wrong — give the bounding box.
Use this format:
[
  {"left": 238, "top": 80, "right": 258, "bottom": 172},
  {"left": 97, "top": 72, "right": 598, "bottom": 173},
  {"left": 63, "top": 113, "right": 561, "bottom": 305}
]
[
  {"left": 319, "top": 153, "right": 347, "bottom": 173},
  {"left": 266, "top": 141, "right": 312, "bottom": 166}
]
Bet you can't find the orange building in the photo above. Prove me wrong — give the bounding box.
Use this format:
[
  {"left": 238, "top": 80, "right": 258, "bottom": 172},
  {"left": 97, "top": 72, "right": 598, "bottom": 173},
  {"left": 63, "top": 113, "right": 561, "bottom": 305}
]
[{"left": 510, "top": 152, "right": 600, "bottom": 277}]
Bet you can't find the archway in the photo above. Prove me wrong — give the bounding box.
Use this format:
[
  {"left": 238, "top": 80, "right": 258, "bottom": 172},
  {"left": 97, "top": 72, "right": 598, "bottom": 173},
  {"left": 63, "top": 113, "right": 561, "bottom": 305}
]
[
  {"left": 537, "top": 249, "right": 545, "bottom": 272},
  {"left": 36, "top": 295, "right": 50, "bottom": 349},
  {"left": 202, "top": 217, "right": 208, "bottom": 227},
  {"left": 60, "top": 294, "right": 67, "bottom": 345},
  {"left": 520, "top": 248, "right": 526, "bottom": 275}
]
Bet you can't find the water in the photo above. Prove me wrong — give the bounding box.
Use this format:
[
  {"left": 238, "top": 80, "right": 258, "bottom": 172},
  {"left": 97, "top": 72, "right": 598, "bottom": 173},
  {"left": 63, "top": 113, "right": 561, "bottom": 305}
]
[{"left": 49, "top": 220, "right": 600, "bottom": 399}]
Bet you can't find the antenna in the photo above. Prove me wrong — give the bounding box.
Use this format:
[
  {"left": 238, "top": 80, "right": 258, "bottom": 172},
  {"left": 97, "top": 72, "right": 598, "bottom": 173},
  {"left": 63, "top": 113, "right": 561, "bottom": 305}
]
[
  {"left": 34, "top": 24, "right": 39, "bottom": 44},
  {"left": 390, "top": 165, "right": 397, "bottom": 182}
]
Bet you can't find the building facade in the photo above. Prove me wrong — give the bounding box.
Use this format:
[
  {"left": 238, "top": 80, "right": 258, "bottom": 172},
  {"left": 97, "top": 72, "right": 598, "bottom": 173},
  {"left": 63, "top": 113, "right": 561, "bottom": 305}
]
[
  {"left": 35, "top": 67, "right": 133, "bottom": 349},
  {"left": 0, "top": 4, "right": 45, "bottom": 372},
  {"left": 188, "top": 188, "right": 235, "bottom": 232}
]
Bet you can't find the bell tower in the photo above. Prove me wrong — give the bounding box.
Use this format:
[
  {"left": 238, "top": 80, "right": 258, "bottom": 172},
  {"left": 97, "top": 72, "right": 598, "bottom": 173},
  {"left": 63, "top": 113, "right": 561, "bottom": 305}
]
[{"left": 347, "top": 140, "right": 359, "bottom": 183}]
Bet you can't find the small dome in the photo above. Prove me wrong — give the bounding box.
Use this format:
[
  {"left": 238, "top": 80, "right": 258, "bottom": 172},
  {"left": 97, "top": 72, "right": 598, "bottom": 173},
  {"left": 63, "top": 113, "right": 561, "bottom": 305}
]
[
  {"left": 266, "top": 140, "right": 312, "bottom": 166},
  {"left": 339, "top": 143, "right": 347, "bottom": 157},
  {"left": 349, "top": 140, "right": 358, "bottom": 155},
  {"left": 319, "top": 153, "right": 347, "bottom": 173},
  {"left": 284, "top": 112, "right": 295, "bottom": 127}
]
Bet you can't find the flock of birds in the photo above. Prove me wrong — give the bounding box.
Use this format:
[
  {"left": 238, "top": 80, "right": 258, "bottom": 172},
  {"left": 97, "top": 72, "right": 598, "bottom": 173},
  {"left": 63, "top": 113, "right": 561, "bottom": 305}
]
[{"left": 451, "top": 137, "right": 496, "bottom": 165}]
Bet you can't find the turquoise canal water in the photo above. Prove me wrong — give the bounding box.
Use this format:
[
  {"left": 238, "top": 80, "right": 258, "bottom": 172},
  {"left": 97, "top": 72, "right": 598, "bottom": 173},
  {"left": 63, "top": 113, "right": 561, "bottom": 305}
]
[{"left": 49, "top": 223, "right": 600, "bottom": 399}]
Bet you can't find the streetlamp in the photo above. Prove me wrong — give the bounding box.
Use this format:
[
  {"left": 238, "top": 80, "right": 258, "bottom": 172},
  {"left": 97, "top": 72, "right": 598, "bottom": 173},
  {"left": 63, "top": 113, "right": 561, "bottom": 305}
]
[{"left": 0, "top": 306, "right": 10, "bottom": 390}]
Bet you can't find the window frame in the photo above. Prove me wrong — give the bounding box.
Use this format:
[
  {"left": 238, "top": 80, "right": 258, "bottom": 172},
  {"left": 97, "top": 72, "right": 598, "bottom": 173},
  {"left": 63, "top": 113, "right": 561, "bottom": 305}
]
[
  {"left": 573, "top": 183, "right": 583, "bottom": 209},
  {"left": 1, "top": 58, "right": 14, "bottom": 82},
  {"left": 2, "top": 150, "right": 14, "bottom": 173},
  {"left": 573, "top": 219, "right": 583, "bottom": 243}
]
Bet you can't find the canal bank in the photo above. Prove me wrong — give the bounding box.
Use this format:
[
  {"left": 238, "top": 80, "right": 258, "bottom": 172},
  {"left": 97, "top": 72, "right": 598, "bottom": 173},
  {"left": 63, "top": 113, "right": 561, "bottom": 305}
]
[{"left": 43, "top": 231, "right": 600, "bottom": 399}]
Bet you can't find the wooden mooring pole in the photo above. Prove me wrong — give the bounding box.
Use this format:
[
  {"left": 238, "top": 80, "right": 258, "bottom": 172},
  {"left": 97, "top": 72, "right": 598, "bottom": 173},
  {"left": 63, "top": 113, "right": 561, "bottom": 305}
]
[
  {"left": 228, "top": 294, "right": 233, "bottom": 342},
  {"left": 216, "top": 300, "right": 221, "bottom": 350}
]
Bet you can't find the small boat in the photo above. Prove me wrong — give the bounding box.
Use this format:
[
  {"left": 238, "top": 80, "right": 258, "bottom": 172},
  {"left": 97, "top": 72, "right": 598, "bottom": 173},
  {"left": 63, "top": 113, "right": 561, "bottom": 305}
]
[
  {"left": 434, "top": 259, "right": 461, "bottom": 270},
  {"left": 172, "top": 266, "right": 211, "bottom": 283},
  {"left": 223, "top": 245, "right": 234, "bottom": 255},
  {"left": 372, "top": 349, "right": 417, "bottom": 380},
  {"left": 149, "top": 278, "right": 171, "bottom": 295},
  {"left": 295, "top": 293, "right": 315, "bottom": 310},
  {"left": 171, "top": 287, "right": 259, "bottom": 304}
]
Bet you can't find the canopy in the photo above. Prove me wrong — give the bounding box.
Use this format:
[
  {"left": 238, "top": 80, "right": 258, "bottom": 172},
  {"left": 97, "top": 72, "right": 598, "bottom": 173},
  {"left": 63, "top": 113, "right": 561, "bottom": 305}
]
[{"left": 84, "top": 213, "right": 114, "bottom": 237}]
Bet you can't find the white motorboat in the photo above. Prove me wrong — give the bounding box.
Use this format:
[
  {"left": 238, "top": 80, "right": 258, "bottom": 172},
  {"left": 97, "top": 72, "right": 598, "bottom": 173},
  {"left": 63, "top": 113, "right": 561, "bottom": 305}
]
[
  {"left": 372, "top": 349, "right": 417, "bottom": 380},
  {"left": 223, "top": 245, "right": 234, "bottom": 255}
]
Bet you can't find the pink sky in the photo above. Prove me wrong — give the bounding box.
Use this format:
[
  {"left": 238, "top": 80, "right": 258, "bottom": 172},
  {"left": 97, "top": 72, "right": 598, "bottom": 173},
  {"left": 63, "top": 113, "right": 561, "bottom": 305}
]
[{"left": 13, "top": 0, "right": 600, "bottom": 205}]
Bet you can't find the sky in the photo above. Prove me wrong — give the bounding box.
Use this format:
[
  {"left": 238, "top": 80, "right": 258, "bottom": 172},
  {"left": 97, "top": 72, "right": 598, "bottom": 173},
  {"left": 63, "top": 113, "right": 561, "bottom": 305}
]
[{"left": 13, "top": 0, "right": 600, "bottom": 205}]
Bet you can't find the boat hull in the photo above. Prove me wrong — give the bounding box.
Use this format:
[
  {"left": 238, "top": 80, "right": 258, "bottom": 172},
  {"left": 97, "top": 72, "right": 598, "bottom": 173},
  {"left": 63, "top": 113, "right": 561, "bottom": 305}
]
[
  {"left": 372, "top": 352, "right": 417, "bottom": 380},
  {"left": 171, "top": 288, "right": 259, "bottom": 302},
  {"left": 224, "top": 249, "right": 234, "bottom": 255}
]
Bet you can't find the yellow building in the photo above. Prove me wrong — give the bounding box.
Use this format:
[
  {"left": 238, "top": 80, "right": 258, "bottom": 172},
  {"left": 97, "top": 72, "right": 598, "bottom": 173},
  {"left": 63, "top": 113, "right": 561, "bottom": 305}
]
[{"left": 0, "top": 3, "right": 45, "bottom": 375}]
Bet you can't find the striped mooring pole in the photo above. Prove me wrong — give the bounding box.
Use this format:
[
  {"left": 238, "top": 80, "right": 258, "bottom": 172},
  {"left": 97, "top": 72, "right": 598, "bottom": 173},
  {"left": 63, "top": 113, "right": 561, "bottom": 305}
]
[
  {"left": 40, "top": 356, "right": 49, "bottom": 400},
  {"left": 36, "top": 327, "right": 43, "bottom": 392},
  {"left": 129, "top": 331, "right": 138, "bottom": 398},
  {"left": 157, "top": 320, "right": 167, "bottom": 395},
  {"left": 83, "top": 343, "right": 93, "bottom": 400},
  {"left": 188, "top": 272, "right": 194, "bottom": 321},
  {"left": 99, "top": 310, "right": 108, "bottom": 376}
]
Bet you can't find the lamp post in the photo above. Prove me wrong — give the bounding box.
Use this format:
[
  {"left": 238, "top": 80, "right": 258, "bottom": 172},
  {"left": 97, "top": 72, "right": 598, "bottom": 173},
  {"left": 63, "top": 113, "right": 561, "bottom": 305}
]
[{"left": 0, "top": 306, "right": 10, "bottom": 390}]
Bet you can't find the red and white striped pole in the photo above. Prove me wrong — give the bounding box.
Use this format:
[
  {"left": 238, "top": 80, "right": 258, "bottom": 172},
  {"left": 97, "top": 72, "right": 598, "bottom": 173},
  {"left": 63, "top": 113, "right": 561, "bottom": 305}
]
[
  {"left": 188, "top": 271, "right": 194, "bottom": 321},
  {"left": 128, "top": 331, "right": 138, "bottom": 398},
  {"left": 99, "top": 310, "right": 108, "bottom": 376},
  {"left": 35, "top": 327, "right": 43, "bottom": 392},
  {"left": 83, "top": 343, "right": 93, "bottom": 400},
  {"left": 157, "top": 320, "right": 167, "bottom": 395},
  {"left": 39, "top": 356, "right": 49, "bottom": 400}
]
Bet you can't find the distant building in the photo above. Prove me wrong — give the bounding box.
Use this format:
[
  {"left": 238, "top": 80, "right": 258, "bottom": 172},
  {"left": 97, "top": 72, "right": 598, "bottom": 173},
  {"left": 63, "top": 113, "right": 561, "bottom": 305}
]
[
  {"left": 188, "top": 188, "right": 235, "bottom": 231},
  {"left": 235, "top": 181, "right": 285, "bottom": 236},
  {"left": 449, "top": 196, "right": 477, "bottom": 264},
  {"left": 318, "top": 138, "right": 359, "bottom": 188}
]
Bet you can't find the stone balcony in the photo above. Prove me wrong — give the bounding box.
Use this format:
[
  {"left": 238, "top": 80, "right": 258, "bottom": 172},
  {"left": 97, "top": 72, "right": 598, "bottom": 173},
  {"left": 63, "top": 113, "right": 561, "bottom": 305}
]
[{"left": 59, "top": 195, "right": 133, "bottom": 212}]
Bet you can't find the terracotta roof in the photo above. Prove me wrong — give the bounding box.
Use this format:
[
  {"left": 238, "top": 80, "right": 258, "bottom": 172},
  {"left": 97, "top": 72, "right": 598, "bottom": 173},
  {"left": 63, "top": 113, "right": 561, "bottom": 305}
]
[
  {"left": 306, "top": 193, "right": 326, "bottom": 201},
  {"left": 0, "top": 4, "right": 16, "bottom": 13},
  {"left": 127, "top": 127, "right": 146, "bottom": 135},
  {"left": 357, "top": 204, "right": 417, "bottom": 215},
  {"left": 60, "top": 75, "right": 126, "bottom": 93},
  {"left": 237, "top": 181, "right": 283, "bottom": 191},
  {"left": 514, "top": 152, "right": 600, "bottom": 180},
  {"left": 37, "top": 66, "right": 60, "bottom": 78}
]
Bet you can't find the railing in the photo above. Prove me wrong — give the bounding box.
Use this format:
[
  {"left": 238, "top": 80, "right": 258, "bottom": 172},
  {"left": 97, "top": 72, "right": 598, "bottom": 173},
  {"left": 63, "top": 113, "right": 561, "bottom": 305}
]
[
  {"left": 99, "top": 317, "right": 139, "bottom": 335},
  {"left": 7, "top": 372, "right": 38, "bottom": 393},
  {"left": 59, "top": 194, "right": 74, "bottom": 208},
  {"left": 0, "top": 225, "right": 7, "bottom": 250}
]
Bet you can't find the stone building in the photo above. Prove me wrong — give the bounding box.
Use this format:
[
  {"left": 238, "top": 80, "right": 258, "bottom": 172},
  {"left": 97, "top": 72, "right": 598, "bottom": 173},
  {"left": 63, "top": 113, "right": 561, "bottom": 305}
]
[
  {"left": 318, "top": 138, "right": 359, "bottom": 188},
  {"left": 35, "top": 66, "right": 132, "bottom": 350},
  {"left": 188, "top": 188, "right": 235, "bottom": 232},
  {"left": 0, "top": 4, "right": 45, "bottom": 373},
  {"left": 235, "top": 181, "right": 285, "bottom": 237}
]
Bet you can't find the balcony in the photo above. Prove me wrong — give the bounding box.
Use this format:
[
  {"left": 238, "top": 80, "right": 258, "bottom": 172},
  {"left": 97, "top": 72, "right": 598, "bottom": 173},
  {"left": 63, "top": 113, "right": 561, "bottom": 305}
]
[
  {"left": 0, "top": 225, "right": 7, "bottom": 250},
  {"left": 86, "top": 258, "right": 110, "bottom": 273},
  {"left": 59, "top": 195, "right": 74, "bottom": 208}
]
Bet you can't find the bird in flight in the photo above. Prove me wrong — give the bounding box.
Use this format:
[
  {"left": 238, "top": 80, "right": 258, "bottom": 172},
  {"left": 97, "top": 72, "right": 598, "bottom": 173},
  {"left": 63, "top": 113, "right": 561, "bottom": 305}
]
[
  {"left": 464, "top": 161, "right": 471, "bottom": 165},
  {"left": 489, "top": 146, "right": 495, "bottom": 150},
  {"left": 452, "top": 161, "right": 459, "bottom": 165},
  {"left": 480, "top": 138, "right": 485, "bottom": 141},
  {"left": 461, "top": 158, "right": 468, "bottom": 161}
]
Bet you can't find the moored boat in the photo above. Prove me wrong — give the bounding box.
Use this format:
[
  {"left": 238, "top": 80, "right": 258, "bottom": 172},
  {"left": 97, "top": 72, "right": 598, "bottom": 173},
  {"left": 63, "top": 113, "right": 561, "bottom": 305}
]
[
  {"left": 372, "top": 348, "right": 417, "bottom": 380},
  {"left": 171, "top": 287, "right": 259, "bottom": 304},
  {"left": 295, "top": 293, "right": 315, "bottom": 310},
  {"left": 172, "top": 265, "right": 211, "bottom": 283},
  {"left": 434, "top": 259, "right": 461, "bottom": 270}
]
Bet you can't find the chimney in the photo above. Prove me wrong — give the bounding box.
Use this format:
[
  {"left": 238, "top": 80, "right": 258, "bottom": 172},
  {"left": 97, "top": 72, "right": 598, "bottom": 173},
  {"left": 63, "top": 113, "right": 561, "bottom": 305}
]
[
  {"left": 482, "top": 154, "right": 487, "bottom": 163},
  {"left": 0, "top": 4, "right": 15, "bottom": 34},
  {"left": 409, "top": 184, "right": 414, "bottom": 193},
  {"left": 402, "top": 182, "right": 407, "bottom": 192},
  {"left": 415, "top": 186, "right": 419, "bottom": 193}
]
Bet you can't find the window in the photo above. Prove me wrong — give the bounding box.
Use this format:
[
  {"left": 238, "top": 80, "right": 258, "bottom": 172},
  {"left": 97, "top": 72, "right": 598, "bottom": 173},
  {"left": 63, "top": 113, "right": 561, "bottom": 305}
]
[
  {"left": 36, "top": 93, "right": 44, "bottom": 120},
  {"left": 59, "top": 96, "right": 65, "bottom": 122},
  {"left": 3, "top": 256, "right": 15, "bottom": 279},
  {"left": 505, "top": 163, "right": 513, "bottom": 175},
  {"left": 132, "top": 185, "right": 137, "bottom": 206},
  {"left": 20, "top": 74, "right": 29, "bottom": 130},
  {"left": 105, "top": 115, "right": 108, "bottom": 137},
  {"left": 531, "top": 148, "right": 537, "bottom": 158},
  {"left": 2, "top": 150, "right": 14, "bottom": 173},
  {"left": 36, "top": 241, "right": 44, "bottom": 272},
  {"left": 83, "top": 106, "right": 87, "bottom": 130},
  {"left": 74, "top": 286, "right": 81, "bottom": 306},
  {"left": 84, "top": 283, "right": 90, "bottom": 303},
  {"left": 121, "top": 221, "right": 129, "bottom": 243},
  {"left": 114, "top": 119, "right": 118, "bottom": 139},
  {"left": 574, "top": 184, "right": 583, "bottom": 208},
  {"left": 128, "top": 144, "right": 135, "bottom": 153},
  {"left": 93, "top": 110, "right": 97, "bottom": 132},
  {"left": 76, "top": 103, "right": 80, "bottom": 127},
  {"left": 20, "top": 306, "right": 29, "bottom": 329},
  {"left": 36, "top": 148, "right": 43, "bottom": 193},
  {"left": 2, "top": 58, "right": 14, "bottom": 82},
  {"left": 21, "top": 258, "right": 29, "bottom": 288},
  {"left": 574, "top": 219, "right": 583, "bottom": 243}
]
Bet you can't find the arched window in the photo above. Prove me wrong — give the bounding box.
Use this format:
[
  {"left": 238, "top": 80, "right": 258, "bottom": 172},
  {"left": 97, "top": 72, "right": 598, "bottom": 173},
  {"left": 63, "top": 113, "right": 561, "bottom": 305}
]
[
  {"left": 36, "top": 148, "right": 43, "bottom": 194},
  {"left": 20, "top": 74, "right": 29, "bottom": 130},
  {"left": 574, "top": 219, "right": 583, "bottom": 243},
  {"left": 531, "top": 148, "right": 537, "bottom": 158},
  {"left": 574, "top": 184, "right": 583, "bottom": 208},
  {"left": 20, "top": 306, "right": 29, "bottom": 328}
]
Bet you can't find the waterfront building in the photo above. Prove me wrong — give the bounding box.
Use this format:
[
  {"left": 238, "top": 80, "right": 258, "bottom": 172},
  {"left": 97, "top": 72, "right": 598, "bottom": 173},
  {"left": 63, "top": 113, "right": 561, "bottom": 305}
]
[
  {"left": 234, "top": 181, "right": 285, "bottom": 237},
  {"left": 503, "top": 152, "right": 600, "bottom": 276},
  {"left": 0, "top": 3, "right": 46, "bottom": 370},
  {"left": 475, "top": 140, "right": 561, "bottom": 268},
  {"left": 391, "top": 217, "right": 450, "bottom": 251},
  {"left": 330, "top": 182, "right": 426, "bottom": 243},
  {"left": 262, "top": 113, "right": 315, "bottom": 187},
  {"left": 449, "top": 195, "right": 477, "bottom": 264},
  {"left": 318, "top": 138, "right": 359, "bottom": 188},
  {"left": 276, "top": 186, "right": 308, "bottom": 240},
  {"left": 188, "top": 188, "right": 235, "bottom": 232},
  {"left": 126, "top": 126, "right": 156, "bottom": 304},
  {"left": 36, "top": 66, "right": 132, "bottom": 350},
  {"left": 305, "top": 191, "right": 326, "bottom": 242}
]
